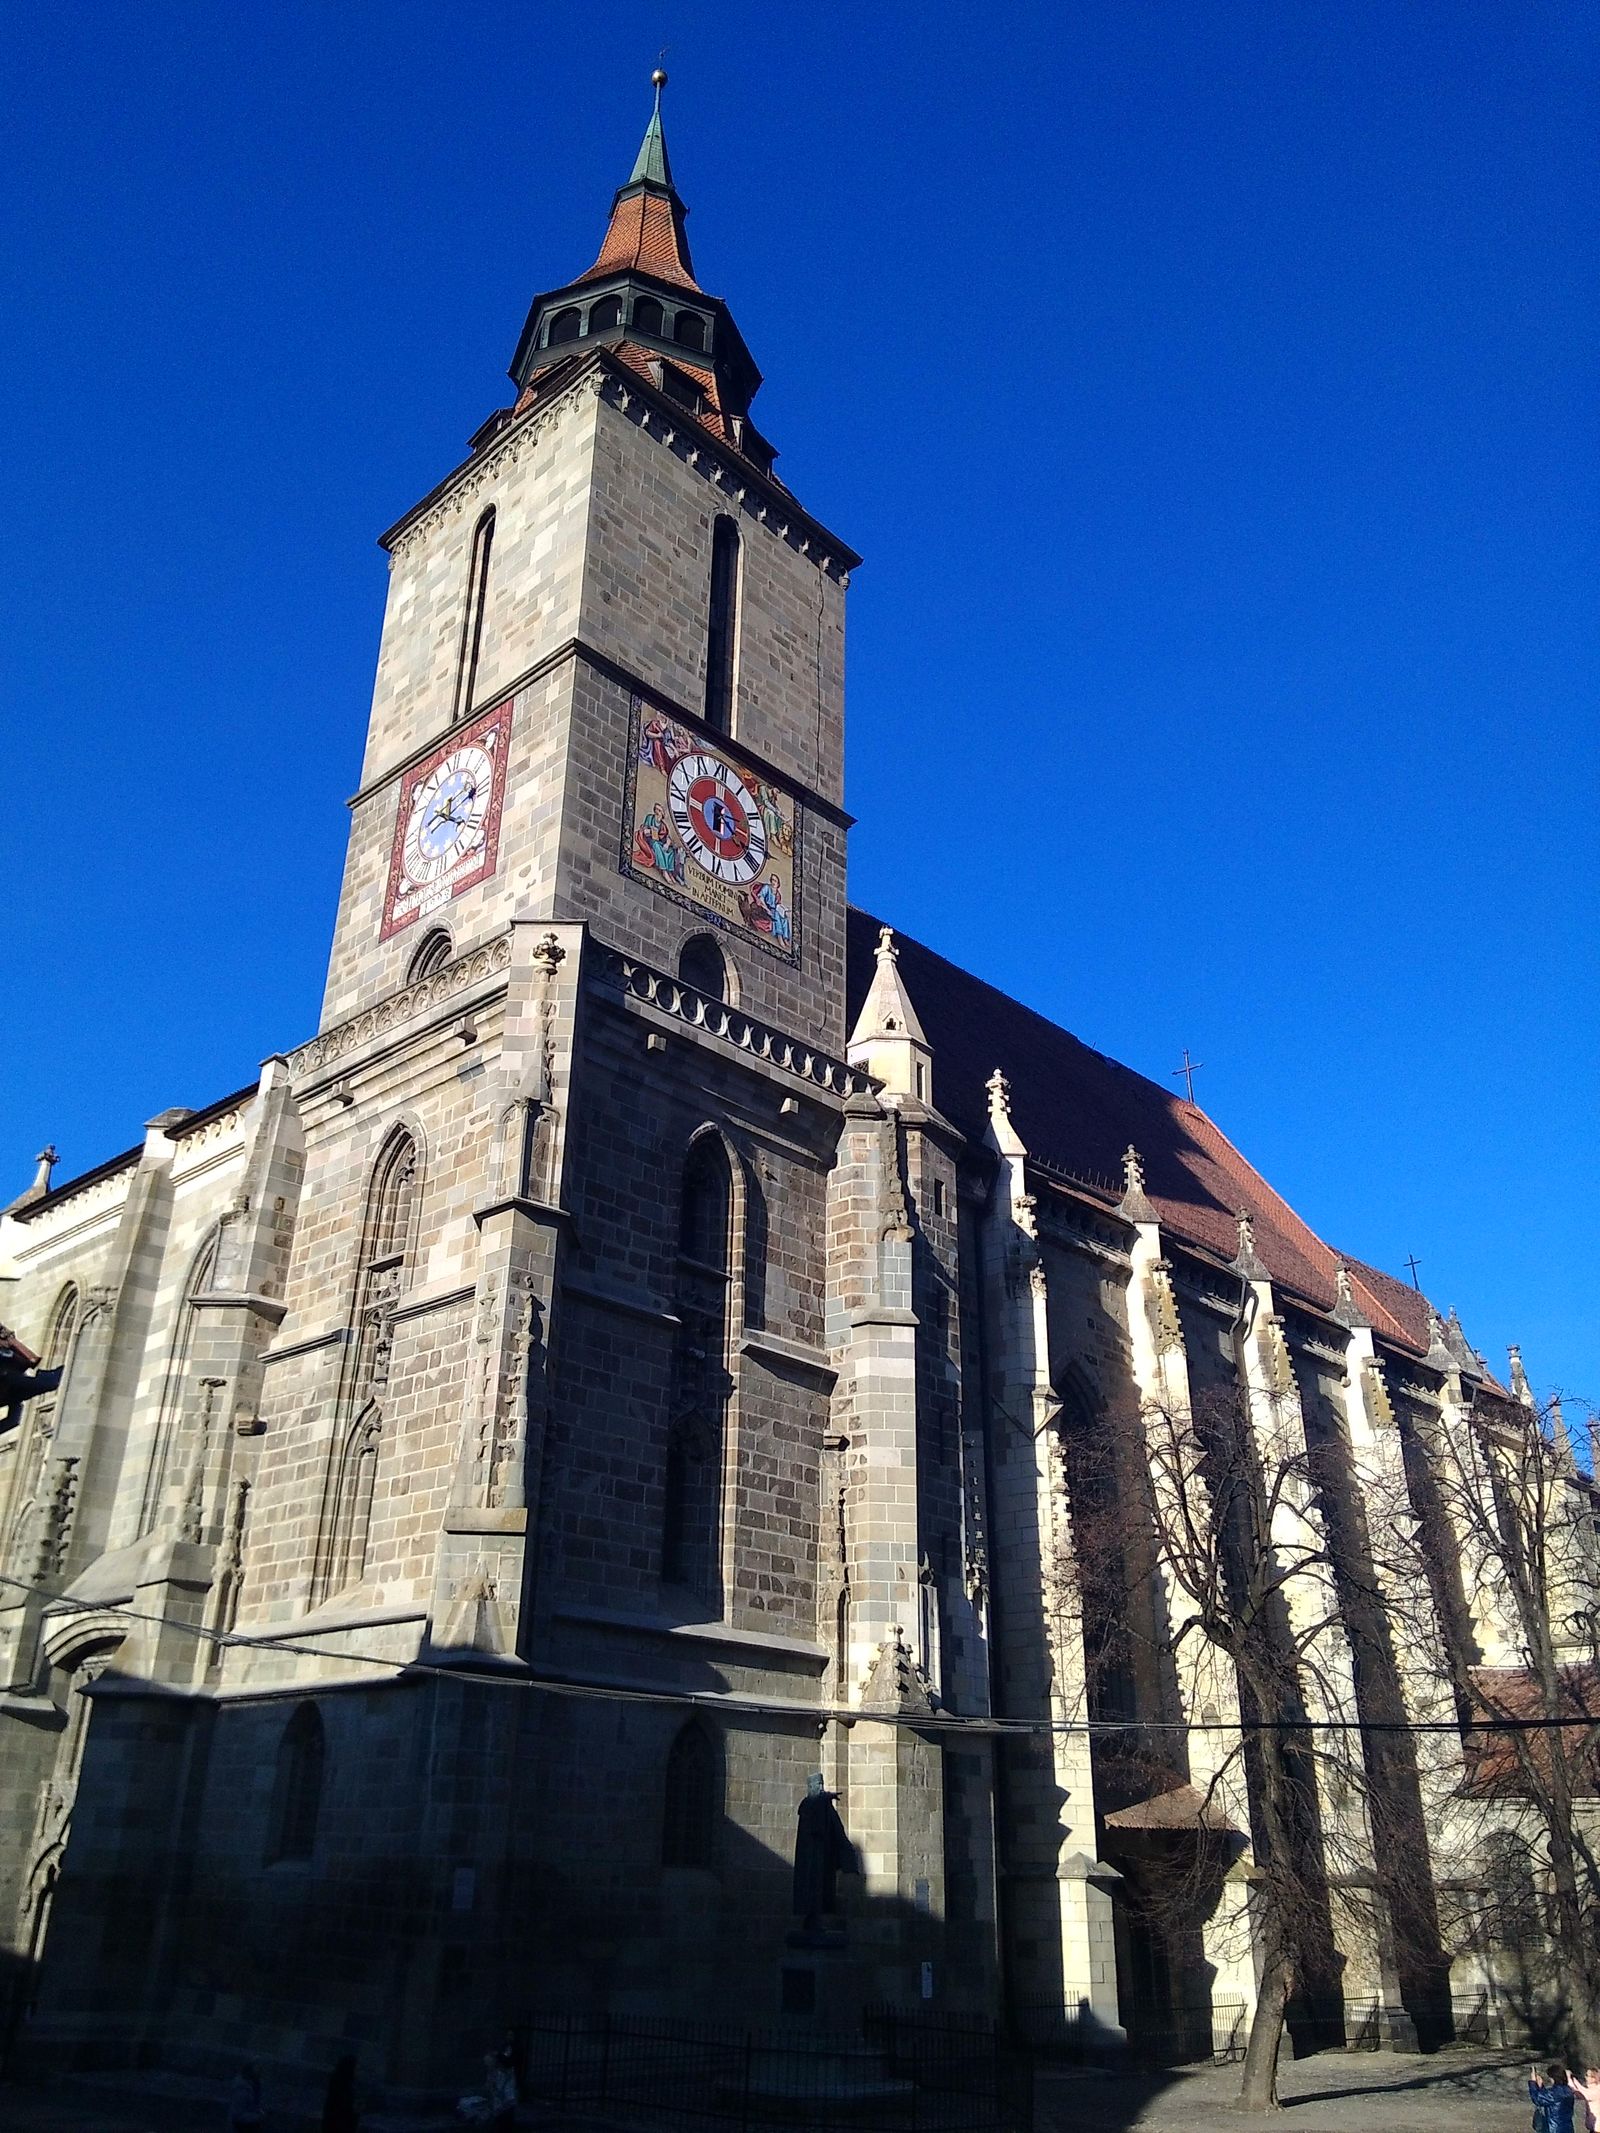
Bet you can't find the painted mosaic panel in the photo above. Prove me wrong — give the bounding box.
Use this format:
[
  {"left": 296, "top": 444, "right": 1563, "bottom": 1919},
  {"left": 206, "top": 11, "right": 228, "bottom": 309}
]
[{"left": 621, "top": 696, "right": 802, "bottom": 964}]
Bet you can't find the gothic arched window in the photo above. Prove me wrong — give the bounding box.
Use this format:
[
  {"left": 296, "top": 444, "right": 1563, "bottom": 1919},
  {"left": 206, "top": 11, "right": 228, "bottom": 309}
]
[
  {"left": 661, "top": 1721, "right": 720, "bottom": 1868},
  {"left": 588, "top": 294, "right": 622, "bottom": 331},
  {"left": 673, "top": 311, "right": 708, "bottom": 353},
  {"left": 632, "top": 296, "right": 664, "bottom": 337},
  {"left": 313, "top": 1130, "right": 417, "bottom": 1603},
  {"left": 4, "top": 1288, "right": 78, "bottom": 1567},
  {"left": 547, "top": 307, "right": 581, "bottom": 345},
  {"left": 407, "top": 927, "right": 453, "bottom": 982},
  {"left": 663, "top": 1137, "right": 735, "bottom": 1607},
  {"left": 678, "top": 933, "right": 731, "bottom": 1005},
  {"left": 704, "top": 516, "right": 741, "bottom": 734},
  {"left": 452, "top": 507, "right": 496, "bottom": 724},
  {"left": 267, "top": 1703, "right": 325, "bottom": 1865},
  {"left": 140, "top": 1232, "right": 219, "bottom": 1534},
  {"left": 1484, "top": 1831, "right": 1541, "bottom": 1953}
]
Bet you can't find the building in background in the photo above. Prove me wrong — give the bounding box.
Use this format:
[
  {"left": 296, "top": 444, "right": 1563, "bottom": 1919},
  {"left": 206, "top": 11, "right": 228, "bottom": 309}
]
[{"left": 1, "top": 75, "right": 1592, "bottom": 2096}]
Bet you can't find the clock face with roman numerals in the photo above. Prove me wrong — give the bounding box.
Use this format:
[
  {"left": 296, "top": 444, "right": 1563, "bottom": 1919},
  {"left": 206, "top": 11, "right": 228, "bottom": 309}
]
[
  {"left": 666, "top": 752, "right": 768, "bottom": 886},
  {"left": 380, "top": 700, "right": 511, "bottom": 940}
]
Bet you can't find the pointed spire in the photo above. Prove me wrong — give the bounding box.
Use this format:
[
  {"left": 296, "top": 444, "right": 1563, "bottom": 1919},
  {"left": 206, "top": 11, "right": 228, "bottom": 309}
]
[
  {"left": 5, "top": 1144, "right": 57, "bottom": 1215},
  {"left": 583, "top": 68, "right": 699, "bottom": 290},
  {"left": 1118, "top": 1144, "right": 1158, "bottom": 1225},
  {"left": 629, "top": 68, "right": 675, "bottom": 189},
  {"left": 1233, "top": 1208, "right": 1267, "bottom": 1280},
  {"left": 1550, "top": 1396, "right": 1575, "bottom": 1474},
  {"left": 848, "top": 926, "right": 933, "bottom": 1105},
  {"left": 1508, "top": 1344, "right": 1533, "bottom": 1408},
  {"left": 985, "top": 1068, "right": 1026, "bottom": 1158},
  {"left": 1330, "top": 1262, "right": 1368, "bottom": 1331}
]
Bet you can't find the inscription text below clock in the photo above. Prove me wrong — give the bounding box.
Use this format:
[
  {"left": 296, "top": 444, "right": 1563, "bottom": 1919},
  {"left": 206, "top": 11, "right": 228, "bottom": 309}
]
[
  {"left": 380, "top": 699, "right": 511, "bottom": 941},
  {"left": 668, "top": 752, "right": 768, "bottom": 886}
]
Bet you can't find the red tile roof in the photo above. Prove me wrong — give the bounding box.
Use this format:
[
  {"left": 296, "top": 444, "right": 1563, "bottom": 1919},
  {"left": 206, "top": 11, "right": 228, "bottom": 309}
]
[
  {"left": 580, "top": 191, "right": 700, "bottom": 291},
  {"left": 847, "top": 909, "right": 1428, "bottom": 1354}
]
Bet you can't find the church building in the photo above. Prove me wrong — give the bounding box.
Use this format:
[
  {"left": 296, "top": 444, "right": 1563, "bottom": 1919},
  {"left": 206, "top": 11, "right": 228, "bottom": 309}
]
[{"left": 0, "top": 77, "right": 1589, "bottom": 2096}]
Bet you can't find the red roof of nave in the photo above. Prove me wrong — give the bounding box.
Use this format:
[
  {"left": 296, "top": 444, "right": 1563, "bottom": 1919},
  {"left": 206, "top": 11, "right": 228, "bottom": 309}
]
[{"left": 846, "top": 908, "right": 1430, "bottom": 1354}]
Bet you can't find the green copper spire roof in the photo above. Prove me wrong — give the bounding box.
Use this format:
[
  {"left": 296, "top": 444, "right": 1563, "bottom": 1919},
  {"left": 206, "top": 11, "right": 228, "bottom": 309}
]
[{"left": 628, "top": 69, "right": 675, "bottom": 191}]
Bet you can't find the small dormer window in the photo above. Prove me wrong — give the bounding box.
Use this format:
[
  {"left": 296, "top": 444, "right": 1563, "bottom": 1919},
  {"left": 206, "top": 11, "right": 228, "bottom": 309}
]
[
  {"left": 588, "top": 295, "right": 622, "bottom": 331},
  {"left": 673, "top": 312, "right": 707, "bottom": 353},
  {"left": 633, "top": 296, "right": 665, "bottom": 337},
  {"left": 659, "top": 365, "right": 704, "bottom": 415},
  {"left": 547, "top": 307, "right": 581, "bottom": 346}
]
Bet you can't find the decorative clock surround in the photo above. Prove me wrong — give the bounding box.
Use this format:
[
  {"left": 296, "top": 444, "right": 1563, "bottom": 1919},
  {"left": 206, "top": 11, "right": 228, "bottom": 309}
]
[
  {"left": 380, "top": 700, "right": 512, "bottom": 941},
  {"left": 621, "top": 695, "right": 802, "bottom": 964}
]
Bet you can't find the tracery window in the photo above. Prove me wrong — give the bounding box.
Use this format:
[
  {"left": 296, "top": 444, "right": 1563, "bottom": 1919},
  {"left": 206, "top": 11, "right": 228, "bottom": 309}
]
[
  {"left": 3, "top": 1286, "right": 77, "bottom": 1567},
  {"left": 1483, "top": 1830, "right": 1542, "bottom": 1953},
  {"left": 312, "top": 1129, "right": 417, "bottom": 1604},
  {"left": 704, "top": 516, "right": 741, "bottom": 734},
  {"left": 267, "top": 1703, "right": 325, "bottom": 1864},
  {"left": 661, "top": 1720, "right": 720, "bottom": 1868}
]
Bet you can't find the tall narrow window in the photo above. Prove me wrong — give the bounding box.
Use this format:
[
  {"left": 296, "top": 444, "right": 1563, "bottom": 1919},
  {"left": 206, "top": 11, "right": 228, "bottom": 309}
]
[
  {"left": 663, "top": 1137, "right": 734, "bottom": 1607},
  {"left": 704, "top": 517, "right": 741, "bottom": 734},
  {"left": 313, "top": 1130, "right": 417, "bottom": 1604},
  {"left": 452, "top": 507, "right": 496, "bottom": 724},
  {"left": 140, "top": 1233, "right": 218, "bottom": 1534},
  {"left": 661, "top": 1721, "right": 720, "bottom": 1868},
  {"left": 267, "top": 1703, "right": 325, "bottom": 1864}
]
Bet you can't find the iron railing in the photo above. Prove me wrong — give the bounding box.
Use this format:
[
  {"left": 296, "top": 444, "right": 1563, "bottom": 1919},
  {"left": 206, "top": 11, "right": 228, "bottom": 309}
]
[{"left": 515, "top": 2008, "right": 1032, "bottom": 2132}]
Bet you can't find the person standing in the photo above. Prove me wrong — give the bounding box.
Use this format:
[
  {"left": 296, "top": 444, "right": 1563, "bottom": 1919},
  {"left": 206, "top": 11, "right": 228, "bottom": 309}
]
[
  {"left": 486, "top": 2044, "right": 517, "bottom": 2130},
  {"left": 1566, "top": 2065, "right": 1600, "bottom": 2133},
  {"left": 1530, "top": 2065, "right": 1578, "bottom": 2133}
]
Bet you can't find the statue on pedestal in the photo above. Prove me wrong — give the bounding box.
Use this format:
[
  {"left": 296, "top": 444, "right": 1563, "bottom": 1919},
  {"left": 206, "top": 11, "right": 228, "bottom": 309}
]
[{"left": 791, "top": 1772, "right": 855, "bottom": 1945}]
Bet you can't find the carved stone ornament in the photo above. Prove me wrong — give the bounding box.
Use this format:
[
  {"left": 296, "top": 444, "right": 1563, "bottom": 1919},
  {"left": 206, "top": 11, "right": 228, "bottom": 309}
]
[
  {"left": 530, "top": 931, "right": 567, "bottom": 978},
  {"left": 860, "top": 1624, "right": 935, "bottom": 1716}
]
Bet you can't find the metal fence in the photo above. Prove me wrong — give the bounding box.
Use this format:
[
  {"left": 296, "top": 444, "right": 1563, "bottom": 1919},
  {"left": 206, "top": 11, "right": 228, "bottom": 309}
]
[
  {"left": 516, "top": 2009, "right": 1033, "bottom": 2133},
  {"left": 1346, "top": 1989, "right": 1536, "bottom": 2053}
]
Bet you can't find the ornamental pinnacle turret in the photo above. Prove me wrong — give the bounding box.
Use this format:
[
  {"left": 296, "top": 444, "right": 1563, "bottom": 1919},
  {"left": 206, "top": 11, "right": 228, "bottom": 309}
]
[{"left": 506, "top": 70, "right": 776, "bottom": 472}]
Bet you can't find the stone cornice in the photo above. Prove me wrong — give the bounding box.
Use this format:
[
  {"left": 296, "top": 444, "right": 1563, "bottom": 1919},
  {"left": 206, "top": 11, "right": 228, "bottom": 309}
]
[{"left": 286, "top": 935, "right": 513, "bottom": 1086}]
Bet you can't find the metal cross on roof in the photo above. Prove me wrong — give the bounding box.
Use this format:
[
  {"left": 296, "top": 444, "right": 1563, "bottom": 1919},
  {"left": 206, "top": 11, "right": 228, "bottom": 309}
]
[
  {"left": 1404, "top": 1254, "right": 1423, "bottom": 1291},
  {"left": 1171, "top": 1048, "right": 1204, "bottom": 1103}
]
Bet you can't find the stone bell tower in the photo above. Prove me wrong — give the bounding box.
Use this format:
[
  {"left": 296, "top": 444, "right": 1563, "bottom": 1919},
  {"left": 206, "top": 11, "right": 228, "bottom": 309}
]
[{"left": 318, "top": 70, "right": 858, "bottom": 1057}]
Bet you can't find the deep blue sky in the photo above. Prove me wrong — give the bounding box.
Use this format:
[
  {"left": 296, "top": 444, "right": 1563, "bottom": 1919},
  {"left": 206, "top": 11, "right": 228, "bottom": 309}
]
[{"left": 3, "top": 4, "right": 1595, "bottom": 1412}]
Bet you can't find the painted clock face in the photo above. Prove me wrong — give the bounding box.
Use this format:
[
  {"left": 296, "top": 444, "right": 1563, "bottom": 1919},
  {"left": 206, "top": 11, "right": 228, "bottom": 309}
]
[
  {"left": 380, "top": 700, "right": 511, "bottom": 940},
  {"left": 667, "top": 752, "right": 768, "bottom": 886}
]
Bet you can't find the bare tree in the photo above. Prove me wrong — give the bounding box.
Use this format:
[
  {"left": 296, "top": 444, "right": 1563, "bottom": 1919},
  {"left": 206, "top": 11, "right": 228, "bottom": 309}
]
[
  {"left": 1062, "top": 1373, "right": 1431, "bottom": 2112},
  {"left": 1405, "top": 1381, "right": 1600, "bottom": 2053}
]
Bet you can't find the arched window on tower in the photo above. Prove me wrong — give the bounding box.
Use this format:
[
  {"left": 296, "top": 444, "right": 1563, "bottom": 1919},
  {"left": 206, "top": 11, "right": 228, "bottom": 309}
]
[
  {"left": 663, "top": 1137, "right": 734, "bottom": 1608},
  {"left": 678, "top": 933, "right": 731, "bottom": 1005},
  {"left": 312, "top": 1130, "right": 417, "bottom": 1604},
  {"left": 452, "top": 507, "right": 495, "bottom": 724},
  {"left": 632, "top": 296, "right": 664, "bottom": 337},
  {"left": 547, "top": 307, "right": 581, "bottom": 346},
  {"left": 407, "top": 927, "right": 453, "bottom": 982},
  {"left": 4, "top": 1286, "right": 77, "bottom": 1567},
  {"left": 673, "top": 311, "right": 708, "bottom": 353},
  {"left": 266, "top": 1703, "right": 325, "bottom": 1865},
  {"left": 588, "top": 294, "right": 622, "bottom": 331},
  {"left": 704, "top": 516, "right": 741, "bottom": 734},
  {"left": 140, "top": 1231, "right": 220, "bottom": 1534},
  {"left": 661, "top": 1720, "right": 721, "bottom": 1868}
]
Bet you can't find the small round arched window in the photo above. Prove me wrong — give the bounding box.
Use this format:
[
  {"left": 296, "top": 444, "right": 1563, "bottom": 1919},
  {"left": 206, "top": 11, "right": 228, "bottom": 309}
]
[
  {"left": 407, "top": 928, "right": 453, "bottom": 982},
  {"left": 547, "top": 307, "right": 581, "bottom": 346},
  {"left": 588, "top": 295, "right": 622, "bottom": 332},
  {"left": 678, "top": 934, "right": 731, "bottom": 1004},
  {"left": 632, "top": 296, "right": 665, "bottom": 337},
  {"left": 673, "top": 312, "right": 708, "bottom": 353}
]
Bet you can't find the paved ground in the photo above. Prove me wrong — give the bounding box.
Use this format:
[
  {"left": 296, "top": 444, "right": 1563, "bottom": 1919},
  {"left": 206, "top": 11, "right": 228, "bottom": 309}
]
[
  {"left": 0, "top": 2048, "right": 1553, "bottom": 2131},
  {"left": 1039, "top": 2048, "right": 1543, "bottom": 2131}
]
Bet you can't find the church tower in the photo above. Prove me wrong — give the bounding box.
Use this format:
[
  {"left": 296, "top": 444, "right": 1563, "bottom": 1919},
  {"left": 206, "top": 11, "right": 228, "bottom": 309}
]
[{"left": 319, "top": 71, "right": 857, "bottom": 1054}]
